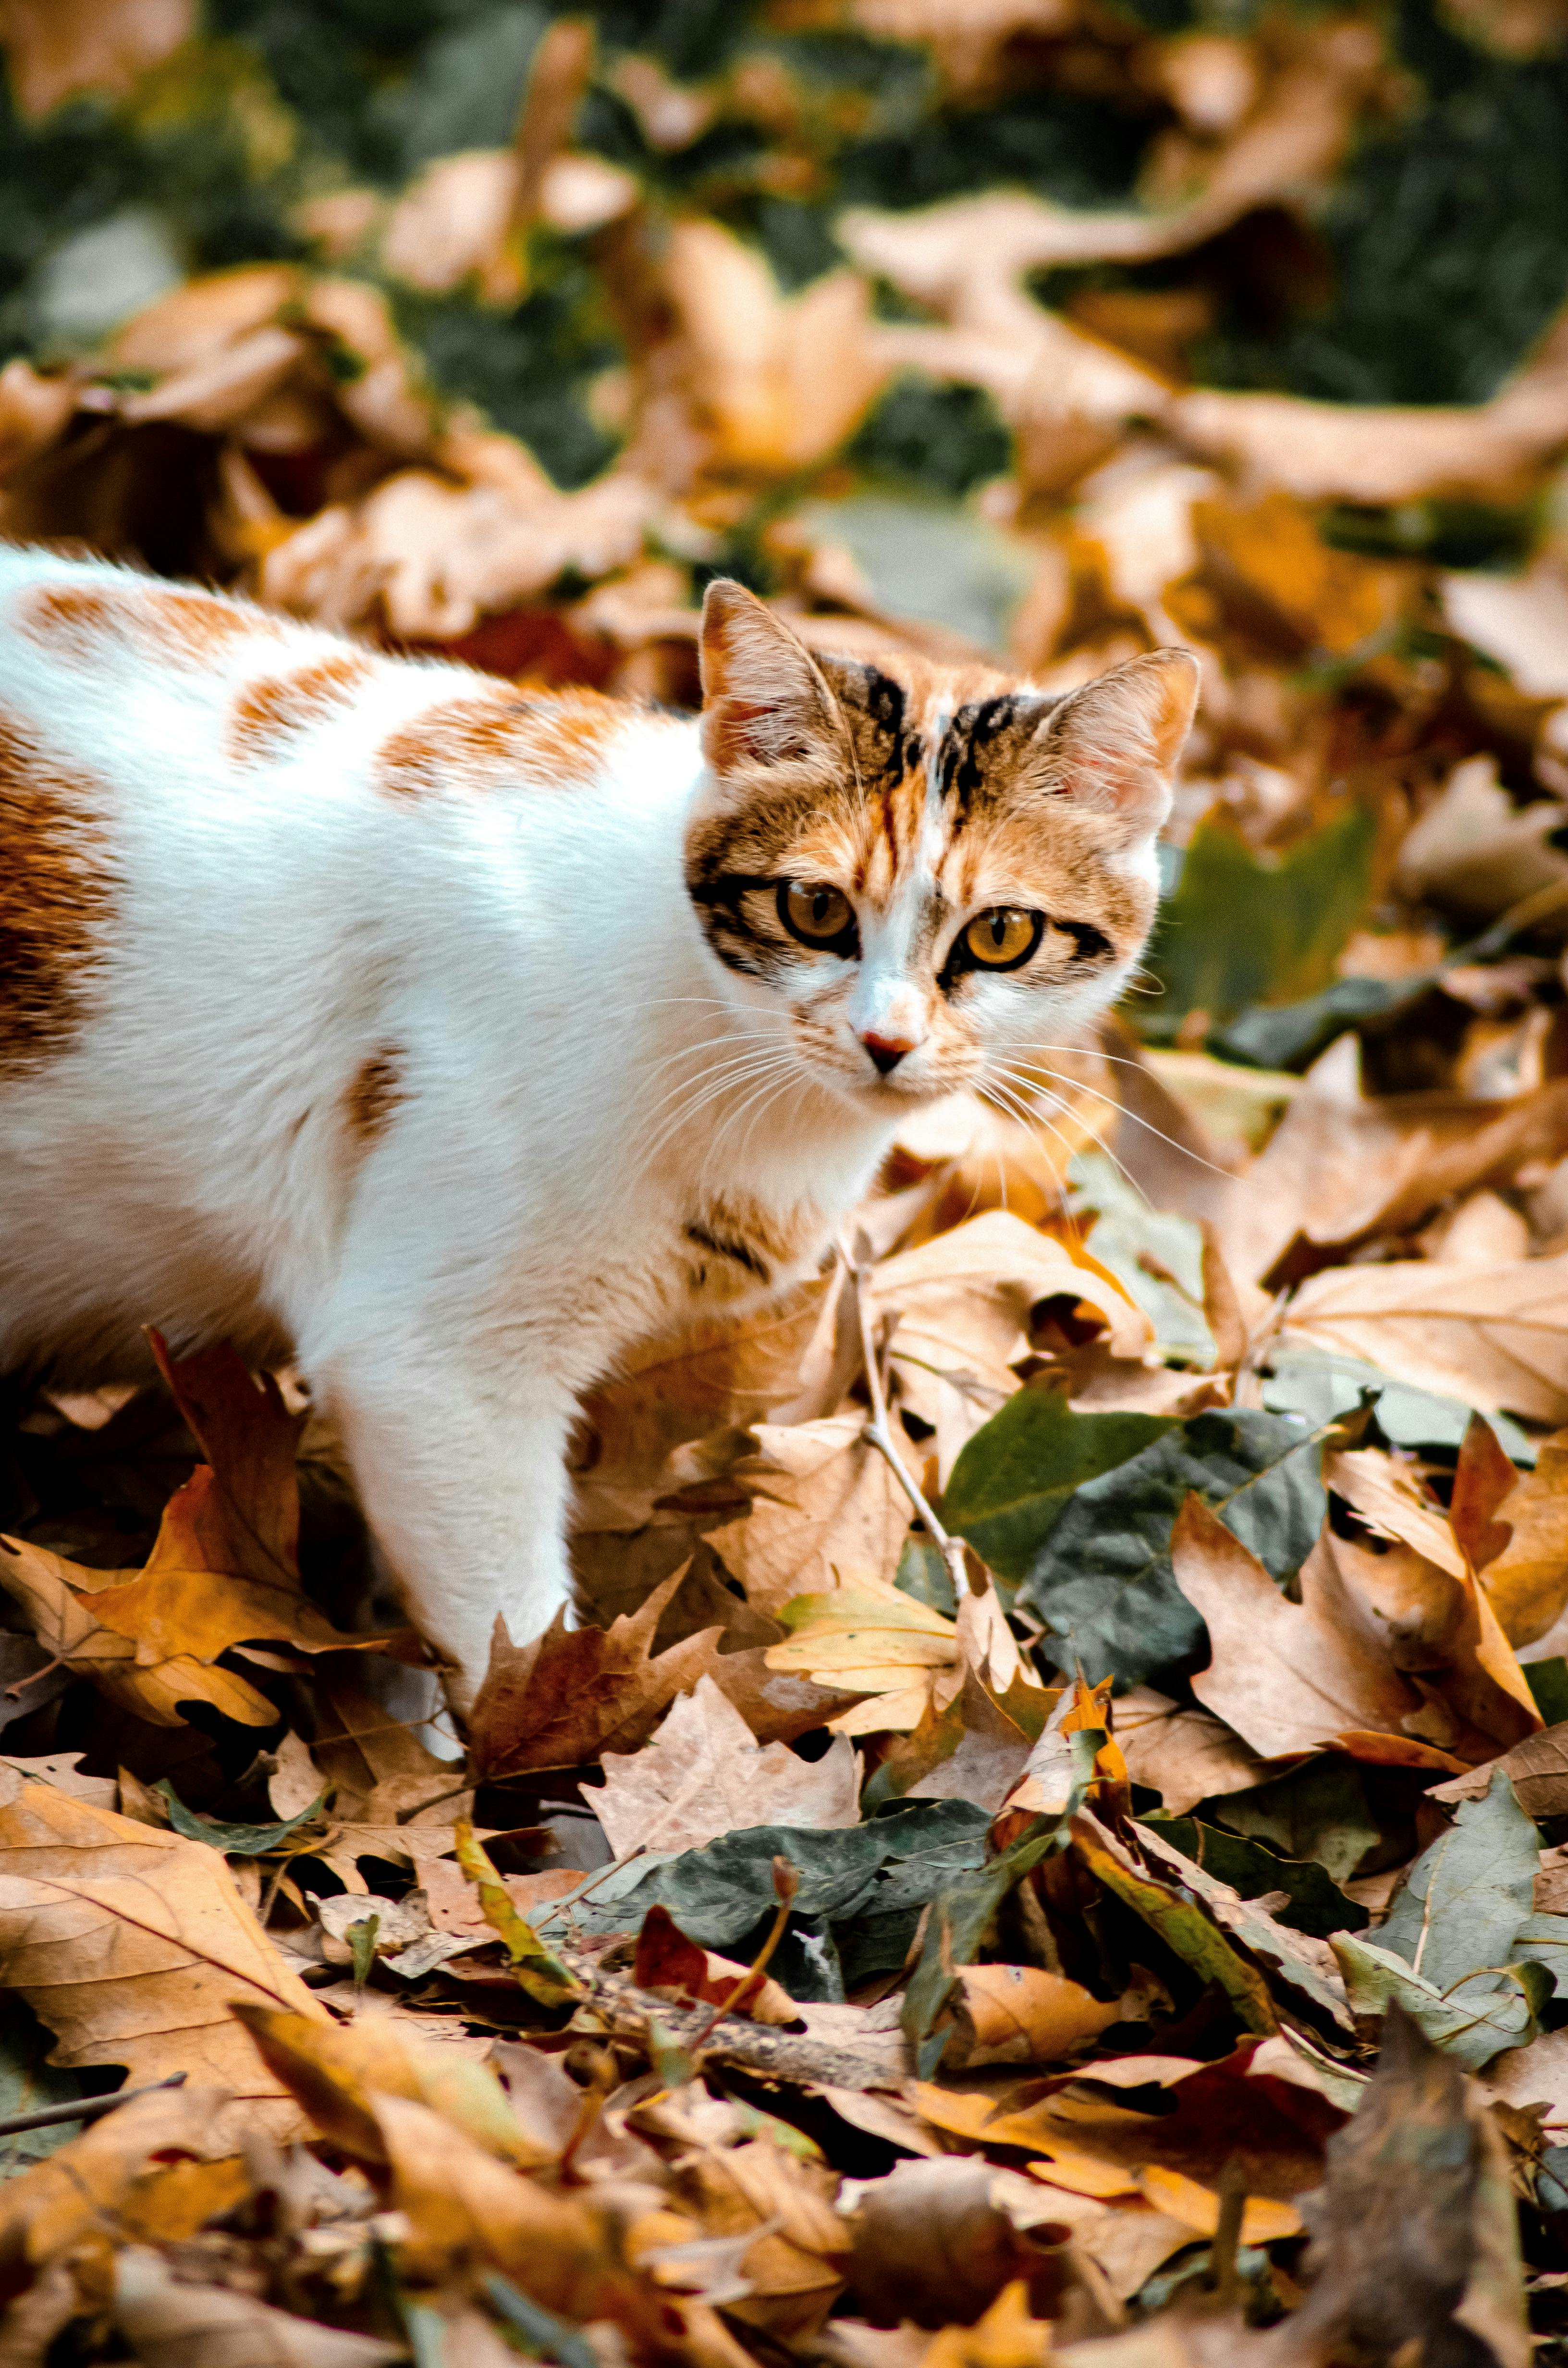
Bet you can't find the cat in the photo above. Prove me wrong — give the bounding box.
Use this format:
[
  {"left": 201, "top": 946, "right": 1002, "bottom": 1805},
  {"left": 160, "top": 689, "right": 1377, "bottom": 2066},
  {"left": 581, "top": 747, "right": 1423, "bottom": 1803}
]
[{"left": 0, "top": 548, "right": 1197, "bottom": 1709}]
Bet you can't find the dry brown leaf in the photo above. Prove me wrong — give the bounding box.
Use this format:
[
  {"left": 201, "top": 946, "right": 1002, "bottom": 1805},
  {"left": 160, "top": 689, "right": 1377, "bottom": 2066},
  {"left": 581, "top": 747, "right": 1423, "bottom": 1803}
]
[
  {"left": 706, "top": 1415, "right": 911, "bottom": 1615},
  {"left": 632, "top": 1902, "right": 799, "bottom": 2024},
  {"left": 1478, "top": 1430, "right": 1568, "bottom": 1644},
  {"left": 371, "top": 2092, "right": 753, "bottom": 2368},
  {"left": 671, "top": 2138, "right": 850, "bottom": 2337},
  {"left": 918, "top": 2280, "right": 1054, "bottom": 2368},
  {"left": 112, "top": 2243, "right": 405, "bottom": 2365},
  {"left": 587, "top": 1671, "right": 859, "bottom": 1854},
  {"left": 943, "top": 1964, "right": 1121, "bottom": 2069},
  {"left": 1224, "top": 1052, "right": 1568, "bottom": 1287},
  {"left": 847, "top": 2158, "right": 1079, "bottom": 2330},
  {"left": 1321, "top": 1480, "right": 1542, "bottom": 1755},
  {"left": 1172, "top": 1495, "right": 1422, "bottom": 1759},
  {"left": 468, "top": 1567, "right": 726, "bottom": 1780},
  {"left": 869, "top": 1211, "right": 1151, "bottom": 1485},
  {"left": 571, "top": 1274, "right": 852, "bottom": 1532},
  {"left": 0, "top": 2084, "right": 235, "bottom": 2291},
  {"left": 1281, "top": 1254, "right": 1568, "bottom": 1423},
  {"left": 0, "top": 1771, "right": 322, "bottom": 2139},
  {"left": 232, "top": 2002, "right": 536, "bottom": 2170},
  {"left": 0, "top": 0, "right": 192, "bottom": 118},
  {"left": 0, "top": 1341, "right": 395, "bottom": 1730},
  {"left": 663, "top": 220, "right": 888, "bottom": 475},
  {"left": 1113, "top": 1687, "right": 1273, "bottom": 1816}
]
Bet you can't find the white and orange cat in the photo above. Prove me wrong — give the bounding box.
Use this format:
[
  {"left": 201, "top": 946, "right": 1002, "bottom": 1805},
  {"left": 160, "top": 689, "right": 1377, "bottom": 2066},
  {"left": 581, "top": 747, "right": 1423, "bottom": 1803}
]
[{"left": 0, "top": 550, "right": 1196, "bottom": 1708}]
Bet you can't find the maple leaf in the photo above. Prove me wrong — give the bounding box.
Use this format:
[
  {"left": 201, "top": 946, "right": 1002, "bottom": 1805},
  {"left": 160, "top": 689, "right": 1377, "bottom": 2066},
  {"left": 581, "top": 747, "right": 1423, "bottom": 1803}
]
[{"left": 0, "top": 1768, "right": 325, "bottom": 2141}]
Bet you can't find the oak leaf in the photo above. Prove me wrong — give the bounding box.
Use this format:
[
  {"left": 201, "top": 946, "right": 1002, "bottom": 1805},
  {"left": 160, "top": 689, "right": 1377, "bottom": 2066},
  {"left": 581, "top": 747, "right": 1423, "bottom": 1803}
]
[
  {"left": 0, "top": 2084, "right": 235, "bottom": 2299},
  {"left": 0, "top": 1771, "right": 323, "bottom": 2142},
  {"left": 469, "top": 1568, "right": 727, "bottom": 1780},
  {"left": 587, "top": 1673, "right": 860, "bottom": 1855}
]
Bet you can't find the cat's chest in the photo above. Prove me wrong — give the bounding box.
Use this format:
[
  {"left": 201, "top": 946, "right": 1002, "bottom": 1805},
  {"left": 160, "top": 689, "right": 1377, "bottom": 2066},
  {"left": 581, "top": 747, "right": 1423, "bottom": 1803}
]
[{"left": 667, "top": 1190, "right": 834, "bottom": 1311}]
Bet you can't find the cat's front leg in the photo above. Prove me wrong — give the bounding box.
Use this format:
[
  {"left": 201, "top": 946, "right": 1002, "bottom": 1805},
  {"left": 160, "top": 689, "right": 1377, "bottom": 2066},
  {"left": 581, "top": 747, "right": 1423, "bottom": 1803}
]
[{"left": 312, "top": 1341, "right": 582, "bottom": 1716}]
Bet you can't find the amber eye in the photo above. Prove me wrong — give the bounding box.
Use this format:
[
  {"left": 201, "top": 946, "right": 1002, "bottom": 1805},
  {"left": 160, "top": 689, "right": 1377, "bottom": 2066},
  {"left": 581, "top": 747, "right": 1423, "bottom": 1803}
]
[
  {"left": 961, "top": 908, "right": 1041, "bottom": 970},
  {"left": 780, "top": 880, "right": 855, "bottom": 948}
]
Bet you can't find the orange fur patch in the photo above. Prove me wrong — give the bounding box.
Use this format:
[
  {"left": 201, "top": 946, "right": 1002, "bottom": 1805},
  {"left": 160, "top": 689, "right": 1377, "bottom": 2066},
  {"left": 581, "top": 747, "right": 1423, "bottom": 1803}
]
[
  {"left": 23, "top": 577, "right": 277, "bottom": 669},
  {"left": 231, "top": 655, "right": 371, "bottom": 765},
  {"left": 374, "top": 688, "right": 625, "bottom": 797},
  {"left": 344, "top": 1047, "right": 405, "bottom": 1145},
  {"left": 0, "top": 705, "right": 110, "bottom": 1075}
]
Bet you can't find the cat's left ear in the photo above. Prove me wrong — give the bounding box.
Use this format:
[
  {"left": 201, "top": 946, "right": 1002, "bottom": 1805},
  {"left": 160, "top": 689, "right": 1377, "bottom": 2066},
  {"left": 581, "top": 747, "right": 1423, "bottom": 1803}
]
[{"left": 1036, "top": 648, "right": 1199, "bottom": 839}]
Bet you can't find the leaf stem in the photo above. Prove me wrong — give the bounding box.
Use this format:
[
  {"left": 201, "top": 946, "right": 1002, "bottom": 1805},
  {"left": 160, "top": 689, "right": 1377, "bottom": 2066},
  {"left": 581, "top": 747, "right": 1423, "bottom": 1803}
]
[{"left": 841, "top": 1243, "right": 970, "bottom": 1601}]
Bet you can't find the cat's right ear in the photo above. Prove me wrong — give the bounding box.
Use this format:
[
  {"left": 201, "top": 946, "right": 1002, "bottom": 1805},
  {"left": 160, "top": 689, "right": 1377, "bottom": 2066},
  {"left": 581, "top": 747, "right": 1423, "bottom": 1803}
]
[{"left": 699, "top": 580, "right": 843, "bottom": 776}]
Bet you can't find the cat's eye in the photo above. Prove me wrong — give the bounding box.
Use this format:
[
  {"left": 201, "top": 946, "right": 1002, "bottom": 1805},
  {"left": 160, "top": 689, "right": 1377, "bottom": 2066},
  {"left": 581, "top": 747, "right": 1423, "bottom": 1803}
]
[
  {"left": 959, "top": 908, "right": 1042, "bottom": 971},
  {"left": 779, "top": 880, "right": 856, "bottom": 951}
]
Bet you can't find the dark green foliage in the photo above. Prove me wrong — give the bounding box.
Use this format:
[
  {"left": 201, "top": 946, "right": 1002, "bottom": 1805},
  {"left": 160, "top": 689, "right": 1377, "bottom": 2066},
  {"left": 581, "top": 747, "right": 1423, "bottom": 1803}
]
[
  {"left": 848, "top": 376, "right": 1014, "bottom": 498},
  {"left": 1198, "top": 0, "right": 1568, "bottom": 407},
  {"left": 942, "top": 1387, "right": 1175, "bottom": 1583},
  {"left": 393, "top": 239, "right": 623, "bottom": 489},
  {"left": 1140, "top": 1813, "right": 1368, "bottom": 1937},
  {"left": 1138, "top": 803, "right": 1379, "bottom": 1041},
  {"left": 574, "top": 1800, "right": 992, "bottom": 2002},
  {"left": 1017, "top": 1409, "right": 1327, "bottom": 1691}
]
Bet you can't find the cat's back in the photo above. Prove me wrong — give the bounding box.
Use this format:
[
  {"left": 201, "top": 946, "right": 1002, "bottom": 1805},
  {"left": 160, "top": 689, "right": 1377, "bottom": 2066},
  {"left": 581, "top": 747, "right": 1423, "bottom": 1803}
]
[{"left": 0, "top": 551, "right": 690, "bottom": 1374}]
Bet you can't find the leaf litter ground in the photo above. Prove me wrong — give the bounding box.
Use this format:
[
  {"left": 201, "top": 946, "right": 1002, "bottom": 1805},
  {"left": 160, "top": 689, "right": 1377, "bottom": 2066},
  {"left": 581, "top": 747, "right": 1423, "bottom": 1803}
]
[{"left": 15, "top": 2, "right": 1568, "bottom": 2363}]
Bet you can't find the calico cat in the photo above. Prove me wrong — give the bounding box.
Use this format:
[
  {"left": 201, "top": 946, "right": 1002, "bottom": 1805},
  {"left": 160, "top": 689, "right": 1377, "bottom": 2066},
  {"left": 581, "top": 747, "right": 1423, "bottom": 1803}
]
[{"left": 0, "top": 550, "right": 1197, "bottom": 1707}]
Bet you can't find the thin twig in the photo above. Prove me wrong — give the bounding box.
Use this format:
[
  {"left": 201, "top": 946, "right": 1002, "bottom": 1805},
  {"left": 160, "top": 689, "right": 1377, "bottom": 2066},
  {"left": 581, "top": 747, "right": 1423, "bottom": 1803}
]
[
  {"left": 0, "top": 2072, "right": 187, "bottom": 2143},
  {"left": 841, "top": 1242, "right": 970, "bottom": 1599}
]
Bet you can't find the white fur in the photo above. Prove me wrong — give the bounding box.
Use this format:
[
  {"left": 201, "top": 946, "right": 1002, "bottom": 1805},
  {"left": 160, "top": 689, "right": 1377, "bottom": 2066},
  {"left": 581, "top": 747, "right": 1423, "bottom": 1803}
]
[{"left": 0, "top": 553, "right": 1168, "bottom": 1709}]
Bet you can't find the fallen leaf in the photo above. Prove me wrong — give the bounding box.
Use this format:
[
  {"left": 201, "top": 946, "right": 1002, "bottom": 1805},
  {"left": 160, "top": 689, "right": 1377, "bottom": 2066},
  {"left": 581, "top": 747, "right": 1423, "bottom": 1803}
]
[
  {"left": 1282, "top": 1256, "right": 1568, "bottom": 1424},
  {"left": 0, "top": 0, "right": 192, "bottom": 119},
  {"left": 1136, "top": 2164, "right": 1301, "bottom": 2244},
  {"left": 1480, "top": 1429, "right": 1568, "bottom": 1644},
  {"left": 1172, "top": 1492, "right": 1421, "bottom": 1757},
  {"left": 1019, "top": 1409, "right": 1326, "bottom": 1691},
  {"left": 1279, "top": 2005, "right": 1531, "bottom": 2367},
  {"left": 587, "top": 1673, "right": 859, "bottom": 1856},
  {"left": 231, "top": 2002, "right": 536, "bottom": 2169},
  {"left": 0, "top": 1770, "right": 322, "bottom": 2137},
  {"left": 706, "top": 1415, "right": 913, "bottom": 1614},
  {"left": 1377, "top": 1770, "right": 1539, "bottom": 2002},
  {"left": 942, "top": 1964, "right": 1120, "bottom": 2068},
  {"left": 111, "top": 2240, "right": 407, "bottom": 2364},
  {"left": 370, "top": 2092, "right": 753, "bottom": 2368},
  {"left": 469, "top": 1568, "right": 727, "bottom": 1780},
  {"left": 632, "top": 1902, "right": 800, "bottom": 2025},
  {"left": 0, "top": 2084, "right": 235, "bottom": 2295}
]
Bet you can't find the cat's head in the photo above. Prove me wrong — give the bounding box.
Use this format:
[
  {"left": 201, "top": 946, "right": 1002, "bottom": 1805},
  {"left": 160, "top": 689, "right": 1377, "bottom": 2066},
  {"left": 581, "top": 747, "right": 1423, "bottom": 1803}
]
[{"left": 684, "top": 580, "right": 1197, "bottom": 1111}]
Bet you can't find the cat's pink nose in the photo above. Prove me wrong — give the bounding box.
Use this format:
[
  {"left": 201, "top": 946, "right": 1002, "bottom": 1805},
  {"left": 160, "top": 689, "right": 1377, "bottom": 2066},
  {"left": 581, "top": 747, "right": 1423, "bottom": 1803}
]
[{"left": 861, "top": 1031, "right": 914, "bottom": 1075}]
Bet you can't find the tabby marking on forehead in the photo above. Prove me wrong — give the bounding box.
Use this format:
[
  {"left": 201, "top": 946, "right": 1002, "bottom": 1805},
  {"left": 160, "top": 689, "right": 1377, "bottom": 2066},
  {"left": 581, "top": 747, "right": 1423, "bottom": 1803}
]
[
  {"left": 375, "top": 688, "right": 626, "bottom": 797},
  {"left": 23, "top": 578, "right": 277, "bottom": 668},
  {"left": 0, "top": 705, "right": 111, "bottom": 1075},
  {"left": 231, "top": 655, "right": 372, "bottom": 765},
  {"left": 344, "top": 1047, "right": 406, "bottom": 1146}
]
